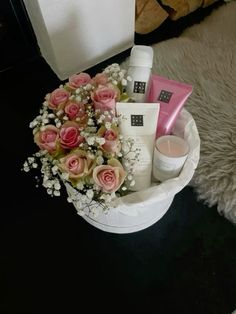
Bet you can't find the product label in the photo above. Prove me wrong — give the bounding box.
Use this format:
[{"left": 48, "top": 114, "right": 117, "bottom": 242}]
[
  {"left": 133, "top": 81, "right": 146, "bottom": 94},
  {"left": 131, "top": 114, "right": 143, "bottom": 126},
  {"left": 158, "top": 90, "right": 173, "bottom": 103}
]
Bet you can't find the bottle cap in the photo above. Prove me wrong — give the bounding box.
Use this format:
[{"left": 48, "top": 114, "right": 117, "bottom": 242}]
[{"left": 129, "top": 45, "right": 153, "bottom": 68}]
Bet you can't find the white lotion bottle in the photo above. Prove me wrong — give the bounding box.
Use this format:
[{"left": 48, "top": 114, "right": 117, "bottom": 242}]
[
  {"left": 116, "top": 102, "right": 160, "bottom": 191},
  {"left": 126, "top": 45, "right": 153, "bottom": 102}
]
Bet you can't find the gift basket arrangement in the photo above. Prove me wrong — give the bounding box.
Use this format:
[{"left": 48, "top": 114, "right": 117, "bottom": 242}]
[{"left": 23, "top": 45, "right": 200, "bottom": 233}]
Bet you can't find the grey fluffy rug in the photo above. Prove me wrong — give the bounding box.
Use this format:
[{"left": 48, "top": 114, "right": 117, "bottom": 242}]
[{"left": 122, "top": 1, "right": 236, "bottom": 223}]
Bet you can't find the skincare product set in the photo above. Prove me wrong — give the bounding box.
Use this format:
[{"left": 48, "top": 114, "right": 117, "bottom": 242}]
[{"left": 119, "top": 45, "right": 193, "bottom": 190}]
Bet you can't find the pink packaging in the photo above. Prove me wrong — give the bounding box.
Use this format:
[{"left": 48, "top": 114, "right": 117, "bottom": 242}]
[{"left": 148, "top": 74, "right": 193, "bottom": 138}]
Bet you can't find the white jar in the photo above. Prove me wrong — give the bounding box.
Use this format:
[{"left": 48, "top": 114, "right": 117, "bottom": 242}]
[
  {"left": 126, "top": 45, "right": 153, "bottom": 102},
  {"left": 152, "top": 135, "right": 189, "bottom": 182}
]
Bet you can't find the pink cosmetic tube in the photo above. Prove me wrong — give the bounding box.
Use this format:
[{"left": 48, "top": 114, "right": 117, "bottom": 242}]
[{"left": 148, "top": 74, "right": 193, "bottom": 138}]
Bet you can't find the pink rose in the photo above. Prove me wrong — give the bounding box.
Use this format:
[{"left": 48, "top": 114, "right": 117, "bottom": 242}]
[
  {"left": 91, "top": 73, "right": 109, "bottom": 86},
  {"left": 64, "top": 102, "right": 86, "bottom": 121},
  {"left": 97, "top": 126, "right": 121, "bottom": 154},
  {"left": 47, "top": 88, "right": 70, "bottom": 111},
  {"left": 93, "top": 159, "right": 126, "bottom": 193},
  {"left": 59, "top": 121, "right": 84, "bottom": 149},
  {"left": 91, "top": 84, "right": 118, "bottom": 113},
  {"left": 68, "top": 73, "right": 91, "bottom": 89},
  {"left": 58, "top": 150, "right": 95, "bottom": 180},
  {"left": 34, "top": 125, "right": 59, "bottom": 154}
]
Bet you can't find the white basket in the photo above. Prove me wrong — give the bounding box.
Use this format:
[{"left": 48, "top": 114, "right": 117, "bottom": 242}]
[{"left": 65, "top": 108, "right": 200, "bottom": 234}]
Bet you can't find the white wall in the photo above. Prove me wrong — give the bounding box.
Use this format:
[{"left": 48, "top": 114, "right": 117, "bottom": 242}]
[{"left": 23, "top": 0, "right": 135, "bottom": 80}]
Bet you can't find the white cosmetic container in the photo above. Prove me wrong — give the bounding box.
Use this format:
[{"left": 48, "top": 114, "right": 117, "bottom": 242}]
[
  {"left": 153, "top": 135, "right": 189, "bottom": 182},
  {"left": 116, "top": 102, "right": 160, "bottom": 191},
  {"left": 126, "top": 45, "right": 153, "bottom": 102}
]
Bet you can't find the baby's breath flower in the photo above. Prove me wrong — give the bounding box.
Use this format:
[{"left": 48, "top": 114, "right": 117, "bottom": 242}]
[
  {"left": 47, "top": 188, "right": 53, "bottom": 195},
  {"left": 43, "top": 180, "right": 52, "bottom": 188},
  {"left": 89, "top": 205, "right": 100, "bottom": 217},
  {"left": 75, "top": 96, "right": 82, "bottom": 102},
  {"left": 28, "top": 157, "right": 35, "bottom": 164},
  {"left": 93, "top": 184, "right": 101, "bottom": 191},
  {"left": 23, "top": 165, "right": 30, "bottom": 172},
  {"left": 87, "top": 118, "right": 94, "bottom": 126},
  {"left": 52, "top": 165, "right": 58, "bottom": 175},
  {"left": 96, "top": 137, "right": 105, "bottom": 145},
  {"left": 86, "top": 190, "right": 94, "bottom": 200},
  {"left": 76, "top": 182, "right": 84, "bottom": 190},
  {"left": 48, "top": 113, "right": 55, "bottom": 119},
  {"left": 85, "top": 83, "right": 92, "bottom": 91},
  {"left": 56, "top": 109, "right": 64, "bottom": 116},
  {"left": 54, "top": 181, "right": 61, "bottom": 190},
  {"left": 29, "top": 121, "right": 38, "bottom": 128},
  {"left": 87, "top": 152, "right": 95, "bottom": 159},
  {"left": 96, "top": 156, "right": 104, "bottom": 165},
  {"left": 121, "top": 78, "right": 127, "bottom": 86},
  {"left": 86, "top": 136, "right": 95, "bottom": 146},
  {"left": 100, "top": 193, "right": 112, "bottom": 203},
  {"left": 42, "top": 118, "right": 49, "bottom": 124},
  {"left": 61, "top": 172, "right": 69, "bottom": 181}
]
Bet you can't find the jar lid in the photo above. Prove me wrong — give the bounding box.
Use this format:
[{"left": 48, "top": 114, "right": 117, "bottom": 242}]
[{"left": 129, "top": 45, "right": 153, "bottom": 68}]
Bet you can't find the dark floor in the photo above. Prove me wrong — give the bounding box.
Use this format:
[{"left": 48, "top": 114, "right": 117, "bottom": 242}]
[{"left": 1, "top": 2, "right": 236, "bottom": 313}]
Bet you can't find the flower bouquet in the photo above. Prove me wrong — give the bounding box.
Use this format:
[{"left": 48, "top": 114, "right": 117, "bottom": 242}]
[{"left": 23, "top": 64, "right": 139, "bottom": 217}]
